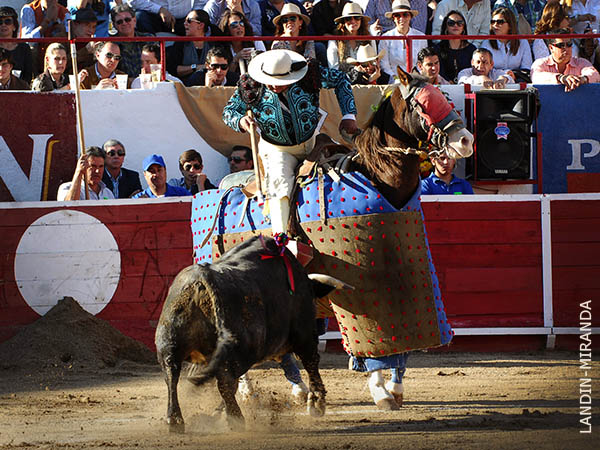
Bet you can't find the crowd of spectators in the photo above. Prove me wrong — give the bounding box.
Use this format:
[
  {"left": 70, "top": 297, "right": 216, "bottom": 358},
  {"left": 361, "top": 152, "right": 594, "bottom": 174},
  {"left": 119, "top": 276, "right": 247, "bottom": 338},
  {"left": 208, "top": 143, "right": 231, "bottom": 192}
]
[
  {"left": 2, "top": 0, "right": 600, "bottom": 199},
  {"left": 0, "top": 0, "right": 598, "bottom": 91}
]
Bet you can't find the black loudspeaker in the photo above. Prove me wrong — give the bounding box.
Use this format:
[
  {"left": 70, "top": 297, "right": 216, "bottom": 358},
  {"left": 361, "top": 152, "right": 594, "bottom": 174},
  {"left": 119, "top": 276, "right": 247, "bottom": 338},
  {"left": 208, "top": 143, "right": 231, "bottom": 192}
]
[{"left": 474, "top": 90, "right": 537, "bottom": 180}]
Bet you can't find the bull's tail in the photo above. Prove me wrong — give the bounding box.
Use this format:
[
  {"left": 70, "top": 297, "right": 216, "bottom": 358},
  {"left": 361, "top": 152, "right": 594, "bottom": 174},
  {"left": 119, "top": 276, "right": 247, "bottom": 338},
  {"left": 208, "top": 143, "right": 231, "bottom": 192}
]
[
  {"left": 187, "top": 327, "right": 236, "bottom": 386},
  {"left": 187, "top": 269, "right": 237, "bottom": 386}
]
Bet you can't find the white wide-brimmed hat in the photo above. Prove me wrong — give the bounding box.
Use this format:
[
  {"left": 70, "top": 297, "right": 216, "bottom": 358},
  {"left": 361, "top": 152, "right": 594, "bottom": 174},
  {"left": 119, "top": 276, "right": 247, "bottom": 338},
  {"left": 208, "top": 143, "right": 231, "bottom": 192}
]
[
  {"left": 248, "top": 49, "right": 308, "bottom": 86},
  {"left": 273, "top": 3, "right": 310, "bottom": 27},
  {"left": 384, "top": 0, "right": 419, "bottom": 19},
  {"left": 346, "top": 44, "right": 386, "bottom": 64},
  {"left": 334, "top": 2, "right": 371, "bottom": 24}
]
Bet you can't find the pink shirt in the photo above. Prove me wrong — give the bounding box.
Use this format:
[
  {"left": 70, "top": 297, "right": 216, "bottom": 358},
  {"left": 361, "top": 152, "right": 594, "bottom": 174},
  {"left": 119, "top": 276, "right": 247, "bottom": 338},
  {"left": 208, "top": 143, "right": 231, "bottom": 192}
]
[{"left": 531, "top": 56, "right": 600, "bottom": 84}]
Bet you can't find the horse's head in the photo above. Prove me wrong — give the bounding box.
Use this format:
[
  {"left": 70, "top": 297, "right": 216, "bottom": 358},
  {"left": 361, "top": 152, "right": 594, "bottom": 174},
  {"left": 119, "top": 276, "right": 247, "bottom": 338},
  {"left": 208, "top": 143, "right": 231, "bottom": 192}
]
[{"left": 395, "top": 67, "right": 473, "bottom": 159}]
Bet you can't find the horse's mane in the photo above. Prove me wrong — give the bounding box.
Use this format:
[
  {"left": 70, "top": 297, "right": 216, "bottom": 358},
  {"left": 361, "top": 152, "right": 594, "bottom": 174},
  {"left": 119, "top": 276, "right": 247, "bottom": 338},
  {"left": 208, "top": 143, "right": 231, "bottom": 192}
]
[{"left": 354, "top": 88, "right": 417, "bottom": 187}]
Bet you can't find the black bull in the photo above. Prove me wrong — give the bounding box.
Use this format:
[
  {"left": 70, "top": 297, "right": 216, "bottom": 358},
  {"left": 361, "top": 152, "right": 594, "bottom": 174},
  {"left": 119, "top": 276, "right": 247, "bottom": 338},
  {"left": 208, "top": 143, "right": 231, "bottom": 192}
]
[{"left": 155, "top": 235, "right": 351, "bottom": 433}]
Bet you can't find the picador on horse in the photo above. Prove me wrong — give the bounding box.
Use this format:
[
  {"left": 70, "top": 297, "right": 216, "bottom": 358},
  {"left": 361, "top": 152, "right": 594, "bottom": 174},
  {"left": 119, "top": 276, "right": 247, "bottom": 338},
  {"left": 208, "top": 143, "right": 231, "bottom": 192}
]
[{"left": 214, "top": 48, "right": 475, "bottom": 410}]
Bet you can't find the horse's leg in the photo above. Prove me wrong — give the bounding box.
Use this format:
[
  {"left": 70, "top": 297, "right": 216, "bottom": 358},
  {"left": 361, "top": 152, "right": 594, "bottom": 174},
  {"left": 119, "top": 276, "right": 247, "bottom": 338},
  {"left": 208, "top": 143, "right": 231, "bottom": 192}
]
[
  {"left": 385, "top": 352, "right": 409, "bottom": 407},
  {"left": 368, "top": 370, "right": 398, "bottom": 411},
  {"left": 279, "top": 353, "right": 309, "bottom": 404},
  {"left": 384, "top": 352, "right": 409, "bottom": 407}
]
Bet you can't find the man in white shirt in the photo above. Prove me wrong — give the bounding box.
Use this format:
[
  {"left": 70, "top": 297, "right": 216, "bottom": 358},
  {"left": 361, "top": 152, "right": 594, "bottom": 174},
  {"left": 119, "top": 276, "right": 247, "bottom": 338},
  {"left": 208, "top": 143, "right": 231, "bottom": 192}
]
[
  {"left": 431, "top": 0, "right": 490, "bottom": 46},
  {"left": 57, "top": 147, "right": 115, "bottom": 201}
]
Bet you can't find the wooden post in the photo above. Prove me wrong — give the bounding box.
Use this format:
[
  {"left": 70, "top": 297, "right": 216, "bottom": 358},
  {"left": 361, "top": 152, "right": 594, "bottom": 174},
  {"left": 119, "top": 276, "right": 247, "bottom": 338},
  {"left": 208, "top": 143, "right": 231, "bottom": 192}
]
[
  {"left": 68, "top": 21, "right": 89, "bottom": 200},
  {"left": 238, "top": 58, "right": 263, "bottom": 198}
]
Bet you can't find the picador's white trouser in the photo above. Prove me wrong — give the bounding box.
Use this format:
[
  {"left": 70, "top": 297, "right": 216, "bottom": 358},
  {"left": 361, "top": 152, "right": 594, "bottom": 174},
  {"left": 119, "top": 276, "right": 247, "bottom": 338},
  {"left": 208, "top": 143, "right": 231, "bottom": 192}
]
[{"left": 258, "top": 135, "right": 316, "bottom": 234}]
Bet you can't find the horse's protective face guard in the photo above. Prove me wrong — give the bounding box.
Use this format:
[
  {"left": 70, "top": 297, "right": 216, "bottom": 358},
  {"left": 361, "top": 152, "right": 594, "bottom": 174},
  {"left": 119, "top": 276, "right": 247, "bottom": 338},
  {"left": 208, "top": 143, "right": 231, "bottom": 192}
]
[{"left": 398, "top": 81, "right": 465, "bottom": 154}]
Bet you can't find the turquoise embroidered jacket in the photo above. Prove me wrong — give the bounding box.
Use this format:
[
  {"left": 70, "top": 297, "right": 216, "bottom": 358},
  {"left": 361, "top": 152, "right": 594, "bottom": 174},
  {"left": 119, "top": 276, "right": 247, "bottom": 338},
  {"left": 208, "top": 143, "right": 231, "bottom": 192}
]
[{"left": 222, "top": 65, "right": 357, "bottom": 146}]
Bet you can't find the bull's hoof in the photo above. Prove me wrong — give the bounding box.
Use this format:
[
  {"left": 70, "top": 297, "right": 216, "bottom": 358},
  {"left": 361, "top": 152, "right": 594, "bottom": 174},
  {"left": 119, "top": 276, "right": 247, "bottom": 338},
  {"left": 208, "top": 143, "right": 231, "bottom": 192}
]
[
  {"left": 375, "top": 398, "right": 399, "bottom": 411},
  {"left": 167, "top": 417, "right": 185, "bottom": 434},
  {"left": 225, "top": 414, "right": 245, "bottom": 431},
  {"left": 307, "top": 393, "right": 326, "bottom": 417}
]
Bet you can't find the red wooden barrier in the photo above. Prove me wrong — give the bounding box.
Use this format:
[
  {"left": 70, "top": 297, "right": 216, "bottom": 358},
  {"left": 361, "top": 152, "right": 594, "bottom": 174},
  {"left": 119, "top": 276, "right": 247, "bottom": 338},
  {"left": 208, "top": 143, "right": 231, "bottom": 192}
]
[{"left": 0, "top": 195, "right": 598, "bottom": 351}]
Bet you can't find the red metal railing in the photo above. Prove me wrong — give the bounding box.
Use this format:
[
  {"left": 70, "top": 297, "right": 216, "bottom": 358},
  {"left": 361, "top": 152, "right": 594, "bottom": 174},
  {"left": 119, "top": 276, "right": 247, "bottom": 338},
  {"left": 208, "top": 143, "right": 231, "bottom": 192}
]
[{"left": 2, "top": 32, "right": 598, "bottom": 80}]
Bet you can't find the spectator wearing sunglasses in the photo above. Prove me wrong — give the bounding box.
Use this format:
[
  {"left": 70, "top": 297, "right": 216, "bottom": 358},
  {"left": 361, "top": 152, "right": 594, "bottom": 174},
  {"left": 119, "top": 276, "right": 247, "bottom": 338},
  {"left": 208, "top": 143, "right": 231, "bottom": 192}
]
[
  {"left": 111, "top": 4, "right": 155, "bottom": 79},
  {"left": 531, "top": 29, "right": 600, "bottom": 91},
  {"left": 432, "top": 0, "right": 491, "bottom": 47},
  {"left": 166, "top": 10, "right": 223, "bottom": 86},
  {"left": 168, "top": 150, "right": 216, "bottom": 195},
  {"left": 378, "top": 0, "right": 427, "bottom": 77},
  {"left": 327, "top": 3, "right": 376, "bottom": 73},
  {"left": 482, "top": 7, "right": 533, "bottom": 82},
  {"left": 101, "top": 139, "right": 143, "bottom": 198},
  {"left": 219, "top": 10, "right": 266, "bottom": 76},
  {"left": 131, "top": 43, "right": 182, "bottom": 88},
  {"left": 196, "top": 46, "right": 238, "bottom": 87},
  {"left": 432, "top": 10, "right": 476, "bottom": 83},
  {"left": 81, "top": 41, "right": 130, "bottom": 89},
  {"left": 0, "top": 6, "right": 33, "bottom": 84},
  {"left": 346, "top": 43, "right": 391, "bottom": 84},
  {"left": 492, "top": 0, "right": 545, "bottom": 34},
  {"left": 258, "top": 0, "right": 311, "bottom": 38},
  {"left": 532, "top": 3, "right": 579, "bottom": 62},
  {"left": 205, "top": 0, "right": 262, "bottom": 37},
  {"left": 271, "top": 3, "right": 316, "bottom": 59},
  {"left": 218, "top": 145, "right": 256, "bottom": 189}
]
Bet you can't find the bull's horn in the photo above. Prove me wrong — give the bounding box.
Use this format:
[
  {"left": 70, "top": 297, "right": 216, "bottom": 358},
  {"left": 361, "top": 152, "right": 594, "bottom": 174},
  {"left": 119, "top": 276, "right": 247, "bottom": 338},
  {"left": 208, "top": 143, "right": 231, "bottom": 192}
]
[{"left": 308, "top": 274, "right": 354, "bottom": 290}]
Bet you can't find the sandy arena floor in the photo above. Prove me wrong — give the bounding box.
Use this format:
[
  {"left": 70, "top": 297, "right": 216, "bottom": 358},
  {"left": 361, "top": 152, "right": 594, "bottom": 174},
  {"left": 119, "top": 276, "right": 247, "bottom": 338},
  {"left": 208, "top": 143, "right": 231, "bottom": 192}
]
[{"left": 0, "top": 350, "right": 597, "bottom": 450}]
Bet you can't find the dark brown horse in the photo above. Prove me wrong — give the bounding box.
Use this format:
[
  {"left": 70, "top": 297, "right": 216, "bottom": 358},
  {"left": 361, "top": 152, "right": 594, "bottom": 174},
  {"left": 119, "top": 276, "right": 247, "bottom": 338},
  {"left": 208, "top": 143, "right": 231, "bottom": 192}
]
[{"left": 351, "top": 67, "right": 473, "bottom": 209}]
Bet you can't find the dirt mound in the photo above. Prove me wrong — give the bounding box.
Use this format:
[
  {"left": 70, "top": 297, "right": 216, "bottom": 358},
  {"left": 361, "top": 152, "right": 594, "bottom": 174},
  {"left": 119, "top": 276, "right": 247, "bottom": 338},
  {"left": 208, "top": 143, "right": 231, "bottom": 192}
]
[{"left": 0, "top": 297, "right": 156, "bottom": 371}]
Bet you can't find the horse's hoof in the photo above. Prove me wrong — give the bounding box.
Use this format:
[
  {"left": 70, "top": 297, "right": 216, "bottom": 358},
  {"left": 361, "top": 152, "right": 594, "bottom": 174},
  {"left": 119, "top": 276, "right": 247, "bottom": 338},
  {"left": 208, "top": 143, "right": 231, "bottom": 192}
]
[
  {"left": 375, "top": 398, "right": 399, "bottom": 411},
  {"left": 167, "top": 417, "right": 185, "bottom": 434},
  {"left": 291, "top": 382, "right": 309, "bottom": 405},
  {"left": 307, "top": 398, "right": 326, "bottom": 417},
  {"left": 391, "top": 393, "right": 403, "bottom": 407},
  {"left": 384, "top": 381, "right": 404, "bottom": 407}
]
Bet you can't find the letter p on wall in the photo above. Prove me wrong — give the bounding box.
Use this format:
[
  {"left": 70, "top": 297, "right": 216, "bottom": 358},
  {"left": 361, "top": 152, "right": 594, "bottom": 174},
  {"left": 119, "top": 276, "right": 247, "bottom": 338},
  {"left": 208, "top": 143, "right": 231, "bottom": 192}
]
[{"left": 567, "top": 139, "right": 600, "bottom": 170}]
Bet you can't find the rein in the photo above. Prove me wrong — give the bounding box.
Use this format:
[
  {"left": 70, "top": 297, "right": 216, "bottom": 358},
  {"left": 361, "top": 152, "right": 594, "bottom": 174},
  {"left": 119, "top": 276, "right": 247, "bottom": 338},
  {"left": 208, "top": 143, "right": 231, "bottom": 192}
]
[{"left": 258, "top": 234, "right": 296, "bottom": 294}]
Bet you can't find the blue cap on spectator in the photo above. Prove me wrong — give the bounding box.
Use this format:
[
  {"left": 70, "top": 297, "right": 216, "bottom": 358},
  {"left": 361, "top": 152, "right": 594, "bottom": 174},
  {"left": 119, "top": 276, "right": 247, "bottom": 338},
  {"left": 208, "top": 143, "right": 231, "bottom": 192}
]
[{"left": 143, "top": 154, "right": 166, "bottom": 171}]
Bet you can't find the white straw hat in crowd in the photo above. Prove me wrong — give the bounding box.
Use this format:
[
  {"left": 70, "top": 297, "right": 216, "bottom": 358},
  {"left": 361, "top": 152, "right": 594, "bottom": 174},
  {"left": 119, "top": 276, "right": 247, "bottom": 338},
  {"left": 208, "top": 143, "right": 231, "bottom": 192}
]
[
  {"left": 334, "top": 2, "right": 371, "bottom": 24},
  {"left": 272, "top": 3, "right": 311, "bottom": 26},
  {"left": 346, "top": 44, "right": 386, "bottom": 65},
  {"left": 384, "top": 0, "right": 419, "bottom": 19},
  {"left": 248, "top": 49, "right": 308, "bottom": 86}
]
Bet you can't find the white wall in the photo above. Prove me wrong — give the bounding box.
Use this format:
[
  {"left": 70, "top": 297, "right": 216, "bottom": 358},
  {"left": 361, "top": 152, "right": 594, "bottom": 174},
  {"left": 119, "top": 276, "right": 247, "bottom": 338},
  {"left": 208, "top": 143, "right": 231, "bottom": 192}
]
[
  {"left": 4, "top": 0, "right": 26, "bottom": 14},
  {"left": 79, "top": 82, "right": 230, "bottom": 188}
]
